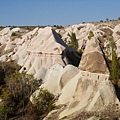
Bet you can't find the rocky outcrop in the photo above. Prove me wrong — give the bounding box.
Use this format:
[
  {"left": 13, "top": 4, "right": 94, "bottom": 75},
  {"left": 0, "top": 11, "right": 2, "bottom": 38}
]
[
  {"left": 0, "top": 27, "right": 80, "bottom": 76},
  {"left": 1, "top": 21, "right": 120, "bottom": 119},
  {"left": 43, "top": 69, "right": 120, "bottom": 120},
  {"left": 58, "top": 71, "right": 113, "bottom": 119},
  {"left": 30, "top": 64, "right": 79, "bottom": 100},
  {"left": 31, "top": 31, "right": 119, "bottom": 119},
  {"left": 56, "top": 22, "right": 120, "bottom": 61},
  {"left": 19, "top": 27, "right": 79, "bottom": 75},
  {"left": 57, "top": 23, "right": 103, "bottom": 50},
  {"left": 79, "top": 37, "right": 109, "bottom": 74}
]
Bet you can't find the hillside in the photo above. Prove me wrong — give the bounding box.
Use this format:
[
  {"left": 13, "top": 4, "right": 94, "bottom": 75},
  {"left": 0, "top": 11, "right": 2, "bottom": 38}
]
[{"left": 0, "top": 20, "right": 120, "bottom": 119}]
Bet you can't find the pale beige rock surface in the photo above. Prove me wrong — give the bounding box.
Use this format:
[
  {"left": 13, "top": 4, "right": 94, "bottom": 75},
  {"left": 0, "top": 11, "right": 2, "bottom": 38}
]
[
  {"left": 59, "top": 76, "right": 119, "bottom": 119},
  {"left": 58, "top": 23, "right": 103, "bottom": 50},
  {"left": 34, "top": 67, "right": 47, "bottom": 80},
  {"left": 43, "top": 69, "right": 119, "bottom": 120},
  {"left": 13, "top": 27, "right": 79, "bottom": 75},
  {"left": 79, "top": 37, "right": 109, "bottom": 74},
  {"left": 40, "top": 64, "right": 79, "bottom": 95},
  {"left": 30, "top": 64, "right": 79, "bottom": 103},
  {"left": 0, "top": 27, "right": 79, "bottom": 76}
]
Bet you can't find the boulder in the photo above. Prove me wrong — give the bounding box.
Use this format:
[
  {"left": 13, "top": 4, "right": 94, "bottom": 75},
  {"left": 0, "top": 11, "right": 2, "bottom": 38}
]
[
  {"left": 30, "top": 64, "right": 64, "bottom": 103},
  {"left": 0, "top": 27, "right": 11, "bottom": 36}
]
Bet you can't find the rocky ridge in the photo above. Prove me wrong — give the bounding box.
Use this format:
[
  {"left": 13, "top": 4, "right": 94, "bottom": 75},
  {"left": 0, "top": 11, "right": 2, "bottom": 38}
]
[
  {"left": 0, "top": 26, "right": 80, "bottom": 78},
  {"left": 1, "top": 21, "right": 120, "bottom": 119}
]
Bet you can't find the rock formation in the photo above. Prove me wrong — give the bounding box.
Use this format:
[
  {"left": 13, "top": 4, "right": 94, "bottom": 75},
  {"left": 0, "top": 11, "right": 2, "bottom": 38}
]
[
  {"left": 31, "top": 25, "right": 120, "bottom": 119},
  {"left": 30, "top": 35, "right": 120, "bottom": 119},
  {"left": 58, "top": 23, "right": 103, "bottom": 50},
  {"left": 30, "top": 64, "right": 79, "bottom": 99},
  {"left": 78, "top": 37, "right": 109, "bottom": 74},
  {"left": 0, "top": 27, "right": 80, "bottom": 76},
  {"left": 1, "top": 21, "right": 120, "bottom": 119}
]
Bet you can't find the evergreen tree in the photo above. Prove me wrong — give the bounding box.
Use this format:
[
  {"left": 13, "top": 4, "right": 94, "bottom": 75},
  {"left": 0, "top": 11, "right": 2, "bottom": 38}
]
[
  {"left": 118, "top": 17, "right": 120, "bottom": 20},
  {"left": 110, "top": 38, "right": 119, "bottom": 85},
  {"left": 68, "top": 32, "right": 78, "bottom": 50}
]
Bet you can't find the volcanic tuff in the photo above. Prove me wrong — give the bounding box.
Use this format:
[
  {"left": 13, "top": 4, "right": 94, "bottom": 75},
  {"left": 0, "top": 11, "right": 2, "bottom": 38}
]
[
  {"left": 78, "top": 37, "right": 109, "bottom": 74},
  {"left": 0, "top": 26, "right": 80, "bottom": 76},
  {"left": 1, "top": 21, "right": 120, "bottom": 119}
]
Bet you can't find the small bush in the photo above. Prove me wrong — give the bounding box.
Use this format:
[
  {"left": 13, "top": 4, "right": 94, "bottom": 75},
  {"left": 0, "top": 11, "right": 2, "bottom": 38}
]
[
  {"left": 53, "top": 25, "right": 63, "bottom": 29},
  {"left": 118, "top": 17, "right": 120, "bottom": 20},
  {"left": 0, "top": 61, "right": 55, "bottom": 119},
  {"left": 11, "top": 32, "right": 17, "bottom": 36},
  {"left": 0, "top": 61, "right": 20, "bottom": 85},
  {"left": 116, "top": 31, "right": 120, "bottom": 35},
  {"left": 34, "top": 88, "right": 55, "bottom": 115},
  {"left": 109, "top": 38, "right": 120, "bottom": 86},
  {"left": 88, "top": 30, "right": 94, "bottom": 40},
  {"left": 78, "top": 49, "right": 83, "bottom": 56},
  {"left": 103, "top": 34, "right": 107, "bottom": 38},
  {"left": 100, "top": 20, "right": 103, "bottom": 22},
  {"left": 0, "top": 72, "right": 38, "bottom": 119}
]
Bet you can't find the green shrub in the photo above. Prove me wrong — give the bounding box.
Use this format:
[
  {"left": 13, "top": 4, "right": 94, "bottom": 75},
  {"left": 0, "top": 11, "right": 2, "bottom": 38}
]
[
  {"left": 78, "top": 49, "right": 83, "bottom": 56},
  {"left": 88, "top": 30, "right": 94, "bottom": 40},
  {"left": 109, "top": 38, "right": 120, "bottom": 85},
  {"left": 106, "top": 18, "right": 109, "bottom": 22},
  {"left": 82, "top": 22, "right": 85, "bottom": 24},
  {"left": 11, "top": 32, "right": 17, "bottom": 36},
  {"left": 103, "top": 34, "right": 107, "bottom": 38},
  {"left": 53, "top": 25, "right": 63, "bottom": 29},
  {"left": 0, "top": 71, "right": 38, "bottom": 119},
  {"left": 34, "top": 88, "right": 55, "bottom": 115},
  {"left": 0, "top": 61, "right": 20, "bottom": 85},
  {"left": 118, "top": 17, "right": 120, "bottom": 20},
  {"left": 0, "top": 61, "right": 55, "bottom": 119},
  {"left": 100, "top": 20, "right": 103, "bottom": 22},
  {"left": 116, "top": 31, "right": 120, "bottom": 35},
  {"left": 68, "top": 32, "right": 79, "bottom": 51}
]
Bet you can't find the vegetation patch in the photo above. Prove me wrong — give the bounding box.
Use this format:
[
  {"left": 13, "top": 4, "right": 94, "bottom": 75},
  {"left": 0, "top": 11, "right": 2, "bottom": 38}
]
[
  {"left": 68, "top": 32, "right": 79, "bottom": 51},
  {"left": 88, "top": 30, "right": 94, "bottom": 40},
  {"left": 0, "top": 61, "right": 55, "bottom": 120},
  {"left": 33, "top": 88, "right": 55, "bottom": 116},
  {"left": 11, "top": 32, "right": 17, "bottom": 36},
  {"left": 109, "top": 38, "right": 120, "bottom": 86}
]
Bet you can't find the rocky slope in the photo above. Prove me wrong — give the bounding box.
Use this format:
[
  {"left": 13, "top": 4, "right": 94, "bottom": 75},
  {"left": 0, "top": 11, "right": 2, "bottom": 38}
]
[
  {"left": 1, "top": 21, "right": 120, "bottom": 119},
  {"left": 31, "top": 35, "right": 117, "bottom": 119},
  {"left": 0, "top": 26, "right": 80, "bottom": 78},
  {"left": 57, "top": 21, "right": 120, "bottom": 59}
]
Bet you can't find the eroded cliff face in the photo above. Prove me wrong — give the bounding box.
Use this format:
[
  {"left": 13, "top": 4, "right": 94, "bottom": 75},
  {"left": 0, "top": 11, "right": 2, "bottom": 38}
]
[
  {"left": 33, "top": 66, "right": 119, "bottom": 120},
  {"left": 79, "top": 37, "right": 109, "bottom": 74},
  {"left": 0, "top": 27, "right": 80, "bottom": 76},
  {"left": 1, "top": 21, "right": 120, "bottom": 119},
  {"left": 31, "top": 34, "right": 117, "bottom": 120},
  {"left": 57, "top": 21, "right": 120, "bottom": 60}
]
